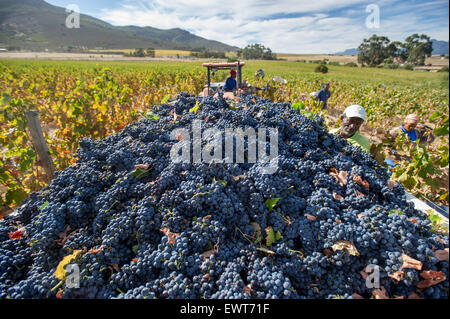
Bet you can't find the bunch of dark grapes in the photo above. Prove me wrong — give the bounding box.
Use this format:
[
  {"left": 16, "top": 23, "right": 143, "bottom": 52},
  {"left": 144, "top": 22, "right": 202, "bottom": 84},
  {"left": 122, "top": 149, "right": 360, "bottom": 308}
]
[{"left": 0, "top": 92, "right": 448, "bottom": 299}]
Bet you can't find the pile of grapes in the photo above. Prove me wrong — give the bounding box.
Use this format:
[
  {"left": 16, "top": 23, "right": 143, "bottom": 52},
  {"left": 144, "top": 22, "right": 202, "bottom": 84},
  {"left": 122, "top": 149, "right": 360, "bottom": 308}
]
[{"left": 0, "top": 93, "right": 448, "bottom": 299}]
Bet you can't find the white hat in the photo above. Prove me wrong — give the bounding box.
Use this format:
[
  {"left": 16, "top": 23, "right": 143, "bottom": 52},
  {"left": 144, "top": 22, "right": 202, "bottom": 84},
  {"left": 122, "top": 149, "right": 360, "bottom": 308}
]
[
  {"left": 405, "top": 113, "right": 419, "bottom": 124},
  {"left": 343, "top": 104, "right": 366, "bottom": 121}
]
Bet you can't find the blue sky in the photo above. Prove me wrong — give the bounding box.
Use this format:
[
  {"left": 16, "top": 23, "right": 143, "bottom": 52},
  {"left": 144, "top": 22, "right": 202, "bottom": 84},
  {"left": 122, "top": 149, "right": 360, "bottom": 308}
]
[{"left": 45, "top": 0, "right": 449, "bottom": 53}]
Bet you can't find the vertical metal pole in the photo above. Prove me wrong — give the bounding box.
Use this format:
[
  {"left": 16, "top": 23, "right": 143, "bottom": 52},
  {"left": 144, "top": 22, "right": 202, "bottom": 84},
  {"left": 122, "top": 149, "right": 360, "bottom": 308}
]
[
  {"left": 207, "top": 67, "right": 211, "bottom": 95},
  {"left": 237, "top": 61, "right": 242, "bottom": 88},
  {"left": 25, "top": 110, "right": 55, "bottom": 183}
]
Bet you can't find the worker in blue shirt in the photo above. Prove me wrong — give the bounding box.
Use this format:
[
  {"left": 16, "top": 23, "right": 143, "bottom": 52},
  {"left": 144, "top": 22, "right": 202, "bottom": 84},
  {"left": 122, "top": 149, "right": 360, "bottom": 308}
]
[
  {"left": 385, "top": 114, "right": 420, "bottom": 169},
  {"left": 385, "top": 114, "right": 434, "bottom": 169},
  {"left": 316, "top": 82, "right": 331, "bottom": 110},
  {"left": 222, "top": 70, "right": 238, "bottom": 92},
  {"left": 389, "top": 114, "right": 420, "bottom": 143}
]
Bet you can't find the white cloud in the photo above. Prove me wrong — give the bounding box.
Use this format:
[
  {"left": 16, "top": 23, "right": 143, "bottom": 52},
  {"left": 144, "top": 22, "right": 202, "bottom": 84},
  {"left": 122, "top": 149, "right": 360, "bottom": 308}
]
[
  {"left": 98, "top": 0, "right": 449, "bottom": 53},
  {"left": 129, "top": 0, "right": 368, "bottom": 19}
]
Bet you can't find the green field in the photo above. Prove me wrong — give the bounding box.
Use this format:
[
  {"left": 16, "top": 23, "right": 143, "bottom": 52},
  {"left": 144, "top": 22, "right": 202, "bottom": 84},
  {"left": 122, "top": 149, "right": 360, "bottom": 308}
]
[{"left": 3, "top": 59, "right": 448, "bottom": 88}]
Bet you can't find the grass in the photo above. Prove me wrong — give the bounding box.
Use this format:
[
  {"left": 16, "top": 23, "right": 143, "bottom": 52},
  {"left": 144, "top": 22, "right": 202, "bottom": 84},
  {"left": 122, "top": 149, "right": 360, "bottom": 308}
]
[
  {"left": 154, "top": 50, "right": 192, "bottom": 57},
  {"left": 241, "top": 60, "right": 449, "bottom": 89}
]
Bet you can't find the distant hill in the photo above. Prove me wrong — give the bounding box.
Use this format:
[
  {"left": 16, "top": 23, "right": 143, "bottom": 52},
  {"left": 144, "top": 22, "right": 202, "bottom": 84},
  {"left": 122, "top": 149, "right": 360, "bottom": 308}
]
[
  {"left": 0, "top": 0, "right": 238, "bottom": 51},
  {"left": 335, "top": 39, "right": 449, "bottom": 55},
  {"left": 334, "top": 48, "right": 359, "bottom": 55},
  {"left": 431, "top": 39, "right": 449, "bottom": 55}
]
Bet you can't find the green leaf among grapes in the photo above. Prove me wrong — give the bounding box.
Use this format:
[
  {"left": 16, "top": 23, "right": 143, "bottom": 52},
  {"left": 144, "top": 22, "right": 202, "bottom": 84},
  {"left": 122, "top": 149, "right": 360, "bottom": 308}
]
[
  {"left": 265, "top": 197, "right": 280, "bottom": 212},
  {"left": 132, "top": 167, "right": 151, "bottom": 179},
  {"left": 265, "top": 227, "right": 282, "bottom": 247},
  {"left": 40, "top": 201, "right": 49, "bottom": 211}
]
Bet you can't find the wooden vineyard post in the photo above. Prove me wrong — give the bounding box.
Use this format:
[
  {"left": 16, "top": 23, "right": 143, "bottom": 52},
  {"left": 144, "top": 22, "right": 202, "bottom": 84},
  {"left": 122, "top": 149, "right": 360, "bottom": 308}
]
[{"left": 25, "top": 110, "right": 55, "bottom": 183}]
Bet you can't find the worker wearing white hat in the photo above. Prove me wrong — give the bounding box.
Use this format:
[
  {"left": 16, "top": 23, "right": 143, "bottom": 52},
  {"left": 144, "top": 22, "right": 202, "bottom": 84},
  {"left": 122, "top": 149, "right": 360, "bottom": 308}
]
[
  {"left": 330, "top": 105, "right": 371, "bottom": 152},
  {"left": 385, "top": 113, "right": 435, "bottom": 168},
  {"left": 389, "top": 113, "right": 434, "bottom": 146}
]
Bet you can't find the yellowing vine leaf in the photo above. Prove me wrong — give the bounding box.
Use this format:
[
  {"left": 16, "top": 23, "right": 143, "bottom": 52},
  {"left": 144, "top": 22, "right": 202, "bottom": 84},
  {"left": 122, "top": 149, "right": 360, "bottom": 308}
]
[
  {"left": 332, "top": 240, "right": 359, "bottom": 256},
  {"left": 54, "top": 250, "right": 83, "bottom": 280},
  {"left": 189, "top": 101, "right": 200, "bottom": 114}
]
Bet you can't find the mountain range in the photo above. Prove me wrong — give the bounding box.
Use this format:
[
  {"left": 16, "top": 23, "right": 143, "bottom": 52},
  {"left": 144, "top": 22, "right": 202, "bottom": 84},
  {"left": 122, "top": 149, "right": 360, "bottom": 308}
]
[
  {"left": 0, "top": 0, "right": 238, "bottom": 51},
  {"left": 335, "top": 39, "right": 449, "bottom": 55}
]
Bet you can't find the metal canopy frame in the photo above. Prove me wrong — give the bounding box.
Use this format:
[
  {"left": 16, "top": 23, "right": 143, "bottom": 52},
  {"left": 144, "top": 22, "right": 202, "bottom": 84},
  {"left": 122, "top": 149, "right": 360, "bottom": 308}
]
[{"left": 202, "top": 61, "right": 245, "bottom": 94}]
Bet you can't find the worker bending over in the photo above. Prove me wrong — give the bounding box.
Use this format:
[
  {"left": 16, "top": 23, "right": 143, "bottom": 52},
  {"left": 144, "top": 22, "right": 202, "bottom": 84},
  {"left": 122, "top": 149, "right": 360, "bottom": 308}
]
[
  {"left": 389, "top": 114, "right": 435, "bottom": 146},
  {"left": 317, "top": 82, "right": 331, "bottom": 110}
]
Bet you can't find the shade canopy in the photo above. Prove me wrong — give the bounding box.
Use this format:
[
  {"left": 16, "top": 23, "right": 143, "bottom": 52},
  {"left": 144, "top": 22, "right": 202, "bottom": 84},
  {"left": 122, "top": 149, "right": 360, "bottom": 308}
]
[{"left": 202, "top": 62, "right": 246, "bottom": 68}]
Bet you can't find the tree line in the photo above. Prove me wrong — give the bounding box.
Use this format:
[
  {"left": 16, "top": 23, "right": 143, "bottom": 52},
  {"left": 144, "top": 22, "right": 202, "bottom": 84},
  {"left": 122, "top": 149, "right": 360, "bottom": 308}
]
[
  {"left": 121, "top": 44, "right": 278, "bottom": 60},
  {"left": 190, "top": 44, "right": 278, "bottom": 60},
  {"left": 237, "top": 44, "right": 277, "bottom": 60},
  {"left": 357, "top": 34, "right": 433, "bottom": 67},
  {"left": 124, "top": 48, "right": 156, "bottom": 57}
]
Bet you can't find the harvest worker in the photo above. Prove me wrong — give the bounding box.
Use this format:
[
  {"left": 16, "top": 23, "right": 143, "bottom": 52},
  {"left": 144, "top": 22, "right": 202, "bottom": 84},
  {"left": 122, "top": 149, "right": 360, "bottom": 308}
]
[
  {"left": 316, "top": 82, "right": 331, "bottom": 110},
  {"left": 389, "top": 114, "right": 419, "bottom": 143},
  {"left": 222, "top": 70, "right": 238, "bottom": 93},
  {"left": 389, "top": 114, "right": 435, "bottom": 146},
  {"left": 255, "top": 69, "right": 265, "bottom": 79},
  {"left": 384, "top": 113, "right": 435, "bottom": 168},
  {"left": 330, "top": 105, "right": 371, "bottom": 152}
]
